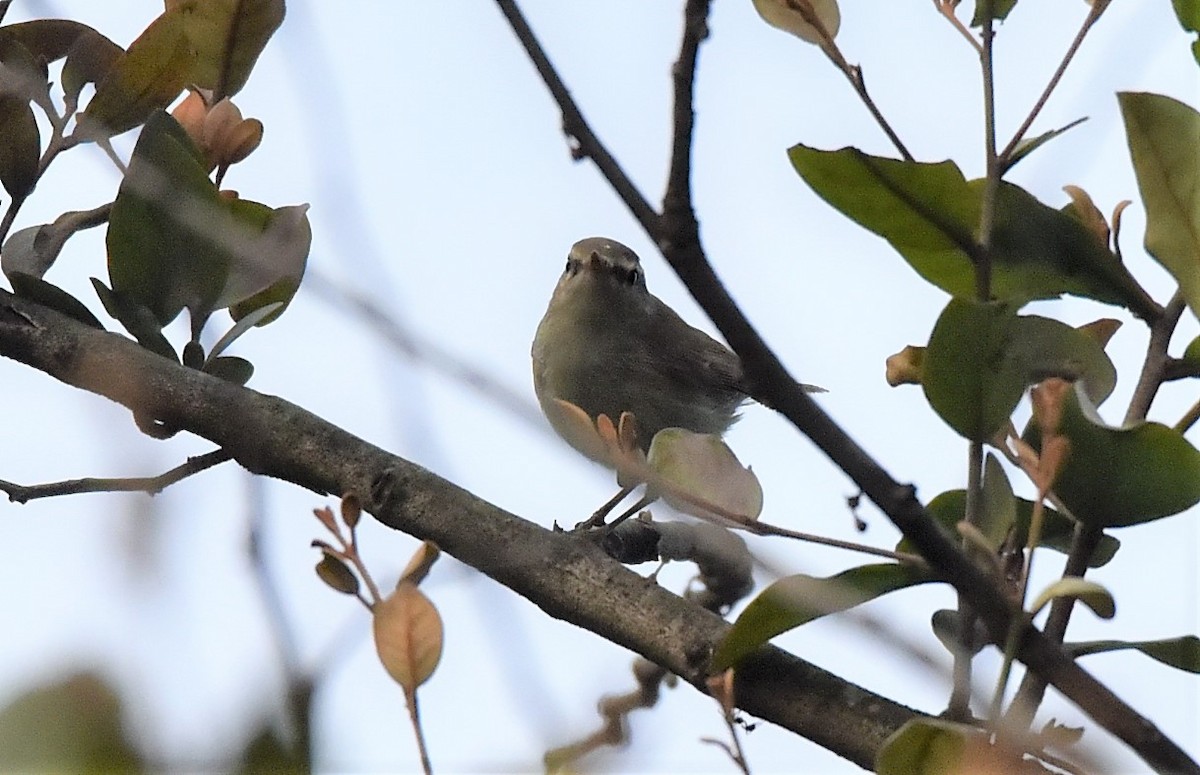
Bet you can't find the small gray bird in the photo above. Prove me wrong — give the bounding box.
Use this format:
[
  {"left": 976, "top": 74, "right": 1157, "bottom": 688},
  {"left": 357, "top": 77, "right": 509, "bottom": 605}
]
[{"left": 532, "top": 237, "right": 756, "bottom": 462}]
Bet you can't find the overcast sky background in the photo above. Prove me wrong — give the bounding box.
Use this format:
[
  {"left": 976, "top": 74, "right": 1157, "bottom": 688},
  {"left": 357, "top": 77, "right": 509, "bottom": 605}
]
[{"left": 0, "top": 1, "right": 1197, "bottom": 773}]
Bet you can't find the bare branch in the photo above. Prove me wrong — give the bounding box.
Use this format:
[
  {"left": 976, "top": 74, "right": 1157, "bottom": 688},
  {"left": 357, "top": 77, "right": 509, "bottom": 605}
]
[{"left": 1, "top": 449, "right": 231, "bottom": 503}]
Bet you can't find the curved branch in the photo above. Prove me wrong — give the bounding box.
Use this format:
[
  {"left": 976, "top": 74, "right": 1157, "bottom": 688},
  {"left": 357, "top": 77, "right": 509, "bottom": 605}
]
[{"left": 0, "top": 288, "right": 918, "bottom": 770}]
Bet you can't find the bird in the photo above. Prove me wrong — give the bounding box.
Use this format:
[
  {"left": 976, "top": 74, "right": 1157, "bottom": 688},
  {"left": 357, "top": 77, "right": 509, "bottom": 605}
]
[{"left": 532, "top": 237, "right": 750, "bottom": 462}]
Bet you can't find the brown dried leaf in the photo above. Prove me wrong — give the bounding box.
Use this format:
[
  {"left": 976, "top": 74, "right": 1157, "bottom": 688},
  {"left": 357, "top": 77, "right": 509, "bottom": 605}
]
[{"left": 373, "top": 583, "right": 444, "bottom": 692}]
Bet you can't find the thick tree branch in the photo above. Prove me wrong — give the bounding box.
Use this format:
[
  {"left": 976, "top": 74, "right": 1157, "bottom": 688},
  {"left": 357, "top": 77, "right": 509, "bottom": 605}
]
[{"left": 0, "top": 288, "right": 918, "bottom": 770}]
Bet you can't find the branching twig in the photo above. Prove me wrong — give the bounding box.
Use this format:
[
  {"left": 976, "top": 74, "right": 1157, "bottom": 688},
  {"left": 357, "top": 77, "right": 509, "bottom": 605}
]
[
  {"left": 1125, "top": 291, "right": 1187, "bottom": 424},
  {"left": 0, "top": 449, "right": 231, "bottom": 503},
  {"left": 997, "top": 1, "right": 1112, "bottom": 166}
]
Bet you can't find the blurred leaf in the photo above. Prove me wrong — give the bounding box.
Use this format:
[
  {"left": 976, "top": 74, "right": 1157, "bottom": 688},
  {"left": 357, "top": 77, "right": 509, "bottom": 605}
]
[
  {"left": 970, "top": 0, "right": 1018, "bottom": 25},
  {"left": 167, "top": 0, "right": 285, "bottom": 97},
  {"left": 1068, "top": 634, "right": 1200, "bottom": 673},
  {"left": 0, "top": 28, "right": 49, "bottom": 104},
  {"left": 62, "top": 28, "right": 123, "bottom": 109},
  {"left": 207, "top": 301, "right": 281, "bottom": 363},
  {"left": 647, "top": 428, "right": 763, "bottom": 522},
  {"left": 931, "top": 609, "right": 989, "bottom": 656},
  {"left": 979, "top": 453, "right": 1016, "bottom": 549},
  {"left": 1024, "top": 383, "right": 1200, "bottom": 527},
  {"left": 711, "top": 563, "right": 933, "bottom": 670},
  {"left": 1005, "top": 117, "right": 1087, "bottom": 171},
  {"left": 0, "top": 672, "right": 143, "bottom": 773},
  {"left": 788, "top": 145, "right": 1158, "bottom": 317},
  {"left": 76, "top": 11, "right": 194, "bottom": 140},
  {"left": 91, "top": 278, "right": 178, "bottom": 361},
  {"left": 0, "top": 94, "right": 38, "bottom": 198},
  {"left": 373, "top": 583, "right": 444, "bottom": 692},
  {"left": 2, "top": 18, "right": 98, "bottom": 62},
  {"left": 235, "top": 722, "right": 306, "bottom": 775},
  {"left": 1030, "top": 577, "right": 1115, "bottom": 619},
  {"left": 1, "top": 224, "right": 45, "bottom": 278},
  {"left": 8, "top": 272, "right": 102, "bottom": 328},
  {"left": 225, "top": 203, "right": 311, "bottom": 324},
  {"left": 899, "top": 489, "right": 1120, "bottom": 568},
  {"left": 1120, "top": 92, "right": 1200, "bottom": 320},
  {"left": 1171, "top": 0, "right": 1200, "bottom": 65},
  {"left": 877, "top": 718, "right": 1003, "bottom": 775},
  {"left": 751, "top": 0, "right": 840, "bottom": 44}
]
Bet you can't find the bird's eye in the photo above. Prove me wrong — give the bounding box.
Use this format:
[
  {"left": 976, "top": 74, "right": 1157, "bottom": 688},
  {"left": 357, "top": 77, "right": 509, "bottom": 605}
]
[
  {"left": 624, "top": 267, "right": 640, "bottom": 286},
  {"left": 563, "top": 259, "right": 574, "bottom": 276}
]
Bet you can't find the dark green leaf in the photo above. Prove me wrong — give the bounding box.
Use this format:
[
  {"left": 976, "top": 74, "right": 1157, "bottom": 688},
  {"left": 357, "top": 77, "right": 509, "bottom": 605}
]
[
  {"left": 970, "top": 0, "right": 1018, "bottom": 26},
  {"left": 106, "top": 111, "right": 226, "bottom": 325},
  {"left": 899, "top": 489, "right": 1120, "bottom": 568},
  {"left": 931, "top": 609, "right": 989, "bottom": 656},
  {"left": 788, "top": 145, "right": 1158, "bottom": 317},
  {"left": 711, "top": 563, "right": 934, "bottom": 670},
  {"left": 61, "top": 28, "right": 122, "bottom": 109},
  {"left": 168, "top": 0, "right": 285, "bottom": 98},
  {"left": 1005, "top": 117, "right": 1088, "bottom": 172},
  {"left": 8, "top": 272, "right": 103, "bottom": 329},
  {"left": 226, "top": 205, "right": 310, "bottom": 325},
  {"left": 1184, "top": 335, "right": 1200, "bottom": 367},
  {"left": 1, "top": 19, "right": 95, "bottom": 62},
  {"left": 0, "top": 29, "right": 49, "bottom": 104},
  {"left": 76, "top": 11, "right": 194, "bottom": 140},
  {"left": 91, "top": 278, "right": 178, "bottom": 361},
  {"left": 922, "top": 299, "right": 1023, "bottom": 441},
  {"left": 979, "top": 453, "right": 1016, "bottom": 549},
  {"left": 204, "top": 355, "right": 254, "bottom": 385},
  {"left": 1172, "top": 0, "right": 1200, "bottom": 66},
  {"left": 182, "top": 340, "right": 205, "bottom": 369},
  {"left": 1025, "top": 383, "right": 1200, "bottom": 527},
  {"left": 1119, "top": 92, "right": 1200, "bottom": 321},
  {"left": 1068, "top": 635, "right": 1200, "bottom": 673},
  {"left": 0, "top": 94, "right": 38, "bottom": 199}
]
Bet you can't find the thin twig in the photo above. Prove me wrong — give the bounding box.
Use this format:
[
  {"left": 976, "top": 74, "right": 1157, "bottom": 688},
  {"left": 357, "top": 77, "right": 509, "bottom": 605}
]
[
  {"left": 786, "top": 0, "right": 913, "bottom": 161},
  {"left": 1176, "top": 398, "right": 1200, "bottom": 434},
  {"left": 494, "top": 0, "right": 660, "bottom": 235},
  {"left": 933, "top": 0, "right": 983, "bottom": 54},
  {"left": 997, "top": 1, "right": 1111, "bottom": 165},
  {"left": 659, "top": 0, "right": 710, "bottom": 250},
  {"left": 0, "top": 449, "right": 231, "bottom": 503}
]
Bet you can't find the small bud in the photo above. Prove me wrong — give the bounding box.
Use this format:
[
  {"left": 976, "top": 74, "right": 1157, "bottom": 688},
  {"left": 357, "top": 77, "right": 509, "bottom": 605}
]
[
  {"left": 885, "top": 345, "right": 924, "bottom": 387},
  {"left": 312, "top": 506, "right": 337, "bottom": 533},
  {"left": 341, "top": 493, "right": 363, "bottom": 530}
]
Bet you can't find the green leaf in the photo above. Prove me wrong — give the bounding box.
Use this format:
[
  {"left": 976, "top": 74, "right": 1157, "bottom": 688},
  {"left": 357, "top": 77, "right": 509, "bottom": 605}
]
[
  {"left": 1, "top": 19, "right": 95, "bottom": 62},
  {"left": 899, "top": 489, "right": 1120, "bottom": 568},
  {"left": 1172, "top": 0, "right": 1200, "bottom": 66},
  {"left": 0, "top": 95, "right": 38, "bottom": 199},
  {"left": 61, "top": 28, "right": 122, "bottom": 109},
  {"left": 1024, "top": 383, "right": 1200, "bottom": 527},
  {"left": 922, "top": 299, "right": 1023, "bottom": 441},
  {"left": 91, "top": 278, "right": 178, "bottom": 361},
  {"left": 711, "top": 563, "right": 933, "bottom": 670},
  {"left": 203, "top": 355, "right": 254, "bottom": 385},
  {"left": 1068, "top": 635, "right": 1200, "bottom": 673},
  {"left": 788, "top": 145, "right": 1157, "bottom": 317},
  {"left": 922, "top": 299, "right": 1120, "bottom": 441},
  {"left": 223, "top": 203, "right": 311, "bottom": 324},
  {"left": 751, "top": 0, "right": 840, "bottom": 44},
  {"left": 8, "top": 272, "right": 103, "bottom": 329},
  {"left": 106, "top": 111, "right": 226, "bottom": 325},
  {"left": 876, "top": 718, "right": 987, "bottom": 775},
  {"left": 1184, "top": 335, "right": 1200, "bottom": 367},
  {"left": 1005, "top": 117, "right": 1088, "bottom": 172},
  {"left": 76, "top": 11, "right": 194, "bottom": 140},
  {"left": 970, "top": 0, "right": 1018, "bottom": 26},
  {"left": 978, "top": 453, "right": 1016, "bottom": 549},
  {"left": 1119, "top": 92, "right": 1200, "bottom": 321},
  {"left": 168, "top": 0, "right": 285, "bottom": 97},
  {"left": 1030, "top": 577, "right": 1115, "bottom": 619},
  {"left": 0, "top": 28, "right": 49, "bottom": 104}
]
